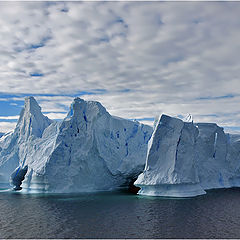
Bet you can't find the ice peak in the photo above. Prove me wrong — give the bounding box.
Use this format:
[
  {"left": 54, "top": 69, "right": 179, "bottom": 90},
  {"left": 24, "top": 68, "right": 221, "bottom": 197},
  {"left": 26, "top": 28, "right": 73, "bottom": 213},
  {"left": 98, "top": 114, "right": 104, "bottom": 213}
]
[
  {"left": 73, "top": 97, "right": 84, "bottom": 103},
  {"left": 24, "top": 96, "right": 41, "bottom": 115},
  {"left": 66, "top": 98, "right": 83, "bottom": 118},
  {"left": 16, "top": 96, "right": 52, "bottom": 139},
  {"left": 66, "top": 97, "right": 107, "bottom": 120}
]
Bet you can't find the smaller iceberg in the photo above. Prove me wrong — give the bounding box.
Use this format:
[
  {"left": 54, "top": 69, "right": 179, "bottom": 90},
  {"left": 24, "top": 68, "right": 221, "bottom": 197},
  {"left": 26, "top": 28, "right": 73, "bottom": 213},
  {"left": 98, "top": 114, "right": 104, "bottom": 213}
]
[
  {"left": 135, "top": 114, "right": 205, "bottom": 197},
  {"left": 135, "top": 114, "right": 240, "bottom": 197}
]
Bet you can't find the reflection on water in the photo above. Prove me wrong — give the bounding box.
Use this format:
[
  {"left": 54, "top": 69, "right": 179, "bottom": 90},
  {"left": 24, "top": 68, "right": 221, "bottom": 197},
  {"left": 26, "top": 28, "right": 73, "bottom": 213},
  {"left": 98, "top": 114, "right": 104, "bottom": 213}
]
[{"left": 0, "top": 188, "right": 240, "bottom": 238}]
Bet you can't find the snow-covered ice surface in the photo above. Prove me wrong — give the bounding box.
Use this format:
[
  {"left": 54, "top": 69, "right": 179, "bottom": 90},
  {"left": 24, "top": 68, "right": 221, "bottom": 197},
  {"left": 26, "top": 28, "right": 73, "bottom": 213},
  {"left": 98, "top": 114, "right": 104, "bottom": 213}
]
[
  {"left": 0, "top": 97, "right": 152, "bottom": 193},
  {"left": 135, "top": 114, "right": 240, "bottom": 197}
]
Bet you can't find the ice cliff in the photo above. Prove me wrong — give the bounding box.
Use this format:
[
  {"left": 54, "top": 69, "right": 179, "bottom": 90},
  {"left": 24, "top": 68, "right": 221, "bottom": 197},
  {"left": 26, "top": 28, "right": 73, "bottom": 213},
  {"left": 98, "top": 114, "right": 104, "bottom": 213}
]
[
  {"left": 135, "top": 114, "right": 240, "bottom": 197},
  {"left": 0, "top": 97, "right": 152, "bottom": 192}
]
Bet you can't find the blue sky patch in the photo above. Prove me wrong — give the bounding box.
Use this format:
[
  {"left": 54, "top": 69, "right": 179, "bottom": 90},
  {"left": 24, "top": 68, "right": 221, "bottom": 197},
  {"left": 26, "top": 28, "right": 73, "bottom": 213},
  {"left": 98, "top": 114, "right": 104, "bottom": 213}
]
[
  {"left": 30, "top": 72, "right": 44, "bottom": 77},
  {"left": 224, "top": 126, "right": 240, "bottom": 133},
  {"left": 196, "top": 94, "right": 235, "bottom": 101},
  {"left": 0, "top": 100, "right": 23, "bottom": 116}
]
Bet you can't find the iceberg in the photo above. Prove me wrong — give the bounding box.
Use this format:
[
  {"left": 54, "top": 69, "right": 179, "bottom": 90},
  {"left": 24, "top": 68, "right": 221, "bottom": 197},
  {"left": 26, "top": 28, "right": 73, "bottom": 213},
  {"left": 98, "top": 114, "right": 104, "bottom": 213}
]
[
  {"left": 2, "top": 96, "right": 240, "bottom": 197},
  {"left": 0, "top": 97, "right": 152, "bottom": 193},
  {"left": 135, "top": 114, "right": 240, "bottom": 197}
]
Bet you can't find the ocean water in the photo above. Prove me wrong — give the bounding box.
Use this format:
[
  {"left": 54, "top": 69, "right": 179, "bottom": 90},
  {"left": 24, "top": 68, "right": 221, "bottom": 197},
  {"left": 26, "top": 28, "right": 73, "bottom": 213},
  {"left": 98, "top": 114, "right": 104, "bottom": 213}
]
[{"left": 1, "top": 188, "right": 240, "bottom": 238}]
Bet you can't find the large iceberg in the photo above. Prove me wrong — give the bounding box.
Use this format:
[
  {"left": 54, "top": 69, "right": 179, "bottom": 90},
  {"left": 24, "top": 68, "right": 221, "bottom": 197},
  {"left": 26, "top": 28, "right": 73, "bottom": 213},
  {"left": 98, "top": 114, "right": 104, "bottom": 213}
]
[
  {"left": 0, "top": 97, "right": 152, "bottom": 192},
  {"left": 2, "top": 97, "right": 240, "bottom": 197},
  {"left": 135, "top": 114, "right": 240, "bottom": 197}
]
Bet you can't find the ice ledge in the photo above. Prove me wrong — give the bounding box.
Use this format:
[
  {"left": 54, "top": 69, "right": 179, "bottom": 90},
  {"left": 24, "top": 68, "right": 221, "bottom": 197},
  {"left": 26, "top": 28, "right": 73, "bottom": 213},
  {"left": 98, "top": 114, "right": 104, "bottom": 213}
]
[{"left": 137, "top": 184, "right": 206, "bottom": 198}]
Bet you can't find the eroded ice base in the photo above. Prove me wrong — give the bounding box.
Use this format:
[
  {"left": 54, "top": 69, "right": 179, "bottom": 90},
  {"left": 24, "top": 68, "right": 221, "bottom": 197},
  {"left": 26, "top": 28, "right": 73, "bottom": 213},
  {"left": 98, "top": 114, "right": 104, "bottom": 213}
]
[{"left": 137, "top": 184, "right": 206, "bottom": 198}]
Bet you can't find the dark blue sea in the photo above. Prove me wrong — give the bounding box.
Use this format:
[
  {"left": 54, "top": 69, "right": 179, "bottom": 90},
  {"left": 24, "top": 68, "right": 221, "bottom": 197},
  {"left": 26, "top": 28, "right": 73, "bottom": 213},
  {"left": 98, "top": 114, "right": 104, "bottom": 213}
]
[{"left": 1, "top": 188, "right": 240, "bottom": 239}]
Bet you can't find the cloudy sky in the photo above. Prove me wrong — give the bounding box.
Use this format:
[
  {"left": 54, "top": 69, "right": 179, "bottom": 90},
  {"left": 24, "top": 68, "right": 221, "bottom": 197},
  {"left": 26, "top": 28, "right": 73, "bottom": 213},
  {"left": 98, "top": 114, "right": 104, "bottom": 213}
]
[{"left": 0, "top": 1, "right": 240, "bottom": 133}]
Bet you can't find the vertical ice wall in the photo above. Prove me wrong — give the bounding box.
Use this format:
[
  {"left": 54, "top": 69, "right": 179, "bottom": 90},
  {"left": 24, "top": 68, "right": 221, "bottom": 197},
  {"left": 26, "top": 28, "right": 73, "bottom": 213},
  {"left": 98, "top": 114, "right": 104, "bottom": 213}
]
[
  {"left": 135, "top": 115, "right": 205, "bottom": 197},
  {"left": 135, "top": 114, "right": 240, "bottom": 197}
]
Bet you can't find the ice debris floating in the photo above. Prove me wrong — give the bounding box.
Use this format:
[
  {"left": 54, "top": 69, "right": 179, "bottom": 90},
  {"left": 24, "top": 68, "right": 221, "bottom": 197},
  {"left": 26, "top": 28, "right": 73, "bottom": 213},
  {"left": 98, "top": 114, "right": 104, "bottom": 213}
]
[
  {"left": 135, "top": 114, "right": 240, "bottom": 197},
  {"left": 0, "top": 97, "right": 152, "bottom": 193}
]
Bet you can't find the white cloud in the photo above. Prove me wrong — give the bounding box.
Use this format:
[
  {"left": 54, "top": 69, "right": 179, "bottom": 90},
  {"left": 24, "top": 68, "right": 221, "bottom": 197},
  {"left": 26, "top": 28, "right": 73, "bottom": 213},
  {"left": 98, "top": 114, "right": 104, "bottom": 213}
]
[
  {"left": 0, "top": 122, "right": 16, "bottom": 133},
  {"left": 44, "top": 112, "right": 67, "bottom": 120},
  {"left": 0, "top": 2, "right": 240, "bottom": 132},
  {"left": 0, "top": 116, "right": 19, "bottom": 120}
]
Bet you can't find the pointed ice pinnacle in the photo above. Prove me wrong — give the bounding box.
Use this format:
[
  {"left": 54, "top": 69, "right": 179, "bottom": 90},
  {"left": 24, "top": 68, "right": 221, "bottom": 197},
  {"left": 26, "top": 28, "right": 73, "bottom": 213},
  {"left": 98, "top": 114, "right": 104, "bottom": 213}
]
[
  {"left": 24, "top": 96, "right": 41, "bottom": 115},
  {"left": 17, "top": 96, "right": 52, "bottom": 139}
]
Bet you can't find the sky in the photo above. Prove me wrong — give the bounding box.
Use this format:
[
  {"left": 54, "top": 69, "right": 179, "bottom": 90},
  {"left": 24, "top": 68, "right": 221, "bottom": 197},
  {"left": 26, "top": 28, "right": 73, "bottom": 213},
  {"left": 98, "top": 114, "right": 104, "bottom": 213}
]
[{"left": 0, "top": 1, "right": 240, "bottom": 133}]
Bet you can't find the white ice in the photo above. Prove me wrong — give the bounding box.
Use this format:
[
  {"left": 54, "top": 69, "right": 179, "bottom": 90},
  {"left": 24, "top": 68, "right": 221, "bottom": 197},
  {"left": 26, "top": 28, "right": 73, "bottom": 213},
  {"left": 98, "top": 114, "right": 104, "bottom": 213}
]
[
  {"left": 135, "top": 114, "right": 240, "bottom": 197},
  {"left": 0, "top": 97, "right": 152, "bottom": 193}
]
